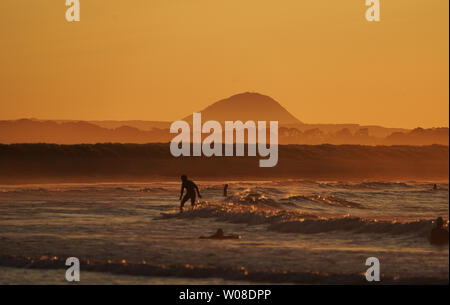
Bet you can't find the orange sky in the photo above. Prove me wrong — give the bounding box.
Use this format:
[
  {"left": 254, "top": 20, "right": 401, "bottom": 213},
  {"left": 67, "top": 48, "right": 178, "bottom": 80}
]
[{"left": 0, "top": 0, "right": 448, "bottom": 128}]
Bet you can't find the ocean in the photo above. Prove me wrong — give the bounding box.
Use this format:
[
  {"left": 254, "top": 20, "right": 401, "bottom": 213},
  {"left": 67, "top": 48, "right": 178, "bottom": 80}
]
[{"left": 0, "top": 181, "right": 448, "bottom": 284}]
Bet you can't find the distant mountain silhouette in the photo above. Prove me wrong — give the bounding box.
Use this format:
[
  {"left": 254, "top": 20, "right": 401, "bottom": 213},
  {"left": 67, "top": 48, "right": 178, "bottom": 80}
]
[
  {"left": 87, "top": 120, "right": 171, "bottom": 131},
  {"left": 0, "top": 93, "right": 448, "bottom": 145},
  {"left": 183, "top": 92, "right": 302, "bottom": 125},
  {"left": 1, "top": 118, "right": 447, "bottom": 145},
  {"left": 383, "top": 127, "right": 449, "bottom": 145},
  {"left": 0, "top": 119, "right": 171, "bottom": 144}
]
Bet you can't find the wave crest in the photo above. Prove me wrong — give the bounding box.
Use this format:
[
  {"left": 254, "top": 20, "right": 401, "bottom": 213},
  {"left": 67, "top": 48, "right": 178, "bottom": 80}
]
[
  {"left": 160, "top": 201, "right": 436, "bottom": 237},
  {"left": 283, "top": 194, "right": 365, "bottom": 209}
]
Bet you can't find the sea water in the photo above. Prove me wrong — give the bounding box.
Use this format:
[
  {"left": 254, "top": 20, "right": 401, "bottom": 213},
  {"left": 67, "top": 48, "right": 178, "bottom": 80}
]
[{"left": 0, "top": 181, "right": 448, "bottom": 284}]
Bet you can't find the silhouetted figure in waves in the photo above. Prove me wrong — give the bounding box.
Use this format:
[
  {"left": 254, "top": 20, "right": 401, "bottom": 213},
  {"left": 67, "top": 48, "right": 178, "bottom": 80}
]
[
  {"left": 429, "top": 217, "right": 449, "bottom": 245},
  {"left": 433, "top": 184, "right": 438, "bottom": 191},
  {"left": 199, "top": 229, "right": 241, "bottom": 240},
  {"left": 223, "top": 184, "right": 229, "bottom": 197},
  {"left": 179, "top": 175, "right": 202, "bottom": 213}
]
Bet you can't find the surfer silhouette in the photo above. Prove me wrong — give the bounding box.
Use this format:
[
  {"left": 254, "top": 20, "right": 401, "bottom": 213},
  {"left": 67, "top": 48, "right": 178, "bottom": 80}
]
[
  {"left": 179, "top": 175, "right": 202, "bottom": 213},
  {"left": 429, "top": 217, "right": 449, "bottom": 245},
  {"left": 223, "top": 184, "right": 229, "bottom": 197},
  {"left": 199, "top": 229, "right": 241, "bottom": 240}
]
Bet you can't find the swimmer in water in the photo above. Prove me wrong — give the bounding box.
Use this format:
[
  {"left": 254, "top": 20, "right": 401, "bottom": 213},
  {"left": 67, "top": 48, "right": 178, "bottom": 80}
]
[
  {"left": 433, "top": 184, "right": 438, "bottom": 191},
  {"left": 179, "top": 175, "right": 202, "bottom": 213},
  {"left": 199, "top": 229, "right": 241, "bottom": 240},
  {"left": 429, "top": 217, "right": 449, "bottom": 245}
]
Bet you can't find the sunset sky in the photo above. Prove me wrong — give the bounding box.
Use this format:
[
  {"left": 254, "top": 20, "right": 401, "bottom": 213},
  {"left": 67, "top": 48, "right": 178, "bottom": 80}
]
[{"left": 0, "top": 0, "right": 448, "bottom": 128}]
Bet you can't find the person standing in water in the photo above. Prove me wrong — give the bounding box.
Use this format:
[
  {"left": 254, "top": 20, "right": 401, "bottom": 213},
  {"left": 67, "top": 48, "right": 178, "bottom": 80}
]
[
  {"left": 179, "top": 175, "right": 202, "bottom": 213},
  {"left": 429, "top": 217, "right": 449, "bottom": 245},
  {"left": 199, "top": 228, "right": 241, "bottom": 240},
  {"left": 223, "top": 184, "right": 229, "bottom": 197}
]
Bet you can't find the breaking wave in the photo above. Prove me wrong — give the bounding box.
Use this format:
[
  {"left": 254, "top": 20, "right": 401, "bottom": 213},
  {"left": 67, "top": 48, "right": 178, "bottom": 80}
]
[
  {"left": 268, "top": 217, "right": 435, "bottom": 236},
  {"left": 138, "top": 187, "right": 169, "bottom": 193},
  {"left": 222, "top": 188, "right": 364, "bottom": 209},
  {"left": 158, "top": 200, "right": 440, "bottom": 238},
  {"left": 0, "top": 186, "right": 171, "bottom": 194},
  {"left": 282, "top": 194, "right": 365, "bottom": 209}
]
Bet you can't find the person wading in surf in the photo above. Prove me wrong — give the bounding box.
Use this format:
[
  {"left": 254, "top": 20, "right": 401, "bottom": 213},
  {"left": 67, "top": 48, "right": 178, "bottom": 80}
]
[
  {"left": 223, "top": 184, "right": 229, "bottom": 197},
  {"left": 199, "top": 229, "right": 241, "bottom": 240},
  {"left": 429, "top": 217, "right": 449, "bottom": 245},
  {"left": 179, "top": 175, "right": 202, "bottom": 213}
]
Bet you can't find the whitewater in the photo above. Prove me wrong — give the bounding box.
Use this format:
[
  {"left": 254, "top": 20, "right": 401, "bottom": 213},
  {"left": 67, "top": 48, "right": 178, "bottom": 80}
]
[{"left": 0, "top": 180, "right": 448, "bottom": 284}]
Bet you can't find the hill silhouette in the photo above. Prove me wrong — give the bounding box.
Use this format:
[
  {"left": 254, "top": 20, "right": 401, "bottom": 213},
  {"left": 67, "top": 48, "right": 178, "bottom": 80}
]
[
  {"left": 383, "top": 127, "right": 449, "bottom": 146},
  {"left": 0, "top": 93, "right": 448, "bottom": 145},
  {"left": 183, "top": 92, "right": 302, "bottom": 125},
  {"left": 0, "top": 119, "right": 170, "bottom": 144},
  {"left": 0, "top": 118, "right": 447, "bottom": 145}
]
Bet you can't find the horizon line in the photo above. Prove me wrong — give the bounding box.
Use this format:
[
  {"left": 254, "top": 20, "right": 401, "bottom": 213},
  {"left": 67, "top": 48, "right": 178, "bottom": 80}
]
[{"left": 2, "top": 117, "right": 450, "bottom": 130}]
